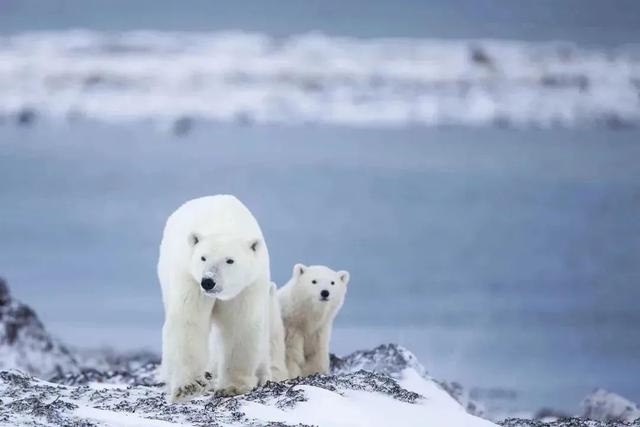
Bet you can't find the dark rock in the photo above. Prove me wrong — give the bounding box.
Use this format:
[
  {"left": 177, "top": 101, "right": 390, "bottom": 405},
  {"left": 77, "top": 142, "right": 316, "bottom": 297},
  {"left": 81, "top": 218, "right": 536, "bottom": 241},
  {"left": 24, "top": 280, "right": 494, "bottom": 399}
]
[
  {"left": 0, "top": 279, "right": 79, "bottom": 379},
  {"left": 534, "top": 407, "right": 571, "bottom": 420},
  {"left": 172, "top": 116, "right": 193, "bottom": 136},
  {"left": 15, "top": 108, "right": 37, "bottom": 126},
  {"left": 0, "top": 278, "right": 9, "bottom": 305},
  {"left": 330, "top": 343, "right": 426, "bottom": 378},
  {"left": 499, "top": 417, "right": 640, "bottom": 426},
  {"left": 438, "top": 380, "right": 486, "bottom": 417},
  {"left": 469, "top": 45, "right": 494, "bottom": 68},
  {"left": 51, "top": 347, "right": 160, "bottom": 386}
]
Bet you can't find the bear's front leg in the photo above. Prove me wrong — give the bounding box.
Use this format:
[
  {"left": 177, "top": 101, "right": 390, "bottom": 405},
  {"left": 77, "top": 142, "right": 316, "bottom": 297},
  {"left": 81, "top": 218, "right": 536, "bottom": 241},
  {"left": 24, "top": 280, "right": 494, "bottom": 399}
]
[
  {"left": 216, "top": 321, "right": 262, "bottom": 396},
  {"left": 255, "top": 298, "right": 273, "bottom": 386},
  {"left": 214, "top": 283, "right": 269, "bottom": 396},
  {"left": 302, "top": 325, "right": 331, "bottom": 376},
  {"left": 162, "top": 297, "right": 214, "bottom": 403},
  {"left": 284, "top": 328, "right": 305, "bottom": 379}
]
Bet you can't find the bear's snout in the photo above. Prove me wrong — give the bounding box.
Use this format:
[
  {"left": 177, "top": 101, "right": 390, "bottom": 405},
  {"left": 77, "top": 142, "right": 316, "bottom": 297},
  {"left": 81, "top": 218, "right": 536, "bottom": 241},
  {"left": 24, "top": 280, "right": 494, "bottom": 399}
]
[
  {"left": 201, "top": 277, "right": 216, "bottom": 291},
  {"left": 320, "top": 289, "right": 330, "bottom": 300}
]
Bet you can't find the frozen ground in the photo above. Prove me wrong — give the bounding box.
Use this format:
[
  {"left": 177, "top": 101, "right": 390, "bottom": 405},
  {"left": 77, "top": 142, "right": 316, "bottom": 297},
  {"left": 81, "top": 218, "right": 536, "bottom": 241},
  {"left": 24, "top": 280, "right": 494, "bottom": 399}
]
[
  {"left": 1, "top": 30, "right": 639, "bottom": 128},
  {"left": 0, "top": 367, "right": 495, "bottom": 427},
  {"left": 0, "top": 279, "right": 495, "bottom": 426},
  {"left": 1, "top": 281, "right": 638, "bottom": 426}
]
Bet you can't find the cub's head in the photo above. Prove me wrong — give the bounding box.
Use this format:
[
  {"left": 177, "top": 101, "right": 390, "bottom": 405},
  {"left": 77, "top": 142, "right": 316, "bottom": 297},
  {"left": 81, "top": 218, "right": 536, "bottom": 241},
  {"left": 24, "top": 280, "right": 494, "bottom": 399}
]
[
  {"left": 291, "top": 264, "right": 349, "bottom": 310},
  {"left": 188, "top": 233, "right": 263, "bottom": 300}
]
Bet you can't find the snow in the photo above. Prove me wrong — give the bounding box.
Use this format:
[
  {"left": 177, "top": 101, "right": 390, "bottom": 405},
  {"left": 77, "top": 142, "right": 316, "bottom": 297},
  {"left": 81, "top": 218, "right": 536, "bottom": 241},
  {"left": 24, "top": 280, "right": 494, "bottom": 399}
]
[
  {"left": 400, "top": 368, "right": 468, "bottom": 413},
  {"left": 0, "top": 30, "right": 639, "bottom": 128},
  {"left": 0, "top": 365, "right": 496, "bottom": 427},
  {"left": 241, "top": 381, "right": 495, "bottom": 427},
  {"left": 74, "top": 407, "right": 178, "bottom": 427},
  {"left": 0, "top": 331, "right": 495, "bottom": 427},
  {"left": 582, "top": 388, "right": 640, "bottom": 422}
]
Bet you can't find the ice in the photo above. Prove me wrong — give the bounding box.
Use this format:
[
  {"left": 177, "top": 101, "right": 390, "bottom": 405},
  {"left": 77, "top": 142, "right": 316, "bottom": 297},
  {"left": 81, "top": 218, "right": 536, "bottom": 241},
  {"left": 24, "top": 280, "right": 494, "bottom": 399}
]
[{"left": 1, "top": 30, "right": 639, "bottom": 128}]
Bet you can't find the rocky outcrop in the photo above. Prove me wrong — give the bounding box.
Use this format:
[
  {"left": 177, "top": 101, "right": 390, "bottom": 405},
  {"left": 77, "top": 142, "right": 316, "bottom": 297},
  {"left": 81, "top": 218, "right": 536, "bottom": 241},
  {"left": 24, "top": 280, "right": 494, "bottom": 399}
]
[
  {"left": 331, "top": 343, "right": 426, "bottom": 378},
  {"left": 0, "top": 278, "right": 78, "bottom": 379},
  {"left": 582, "top": 389, "right": 640, "bottom": 423},
  {"left": 331, "top": 343, "right": 486, "bottom": 417},
  {"left": 499, "top": 418, "right": 640, "bottom": 427}
]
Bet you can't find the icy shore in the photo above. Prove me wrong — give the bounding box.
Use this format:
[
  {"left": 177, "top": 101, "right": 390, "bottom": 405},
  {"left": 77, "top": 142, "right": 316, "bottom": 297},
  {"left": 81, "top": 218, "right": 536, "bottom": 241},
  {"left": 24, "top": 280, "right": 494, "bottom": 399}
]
[{"left": 1, "top": 30, "right": 639, "bottom": 129}]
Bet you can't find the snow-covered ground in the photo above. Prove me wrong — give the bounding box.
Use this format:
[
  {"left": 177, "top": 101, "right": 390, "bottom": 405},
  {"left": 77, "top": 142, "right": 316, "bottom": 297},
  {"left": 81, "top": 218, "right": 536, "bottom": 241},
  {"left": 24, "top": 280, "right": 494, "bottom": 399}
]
[
  {"left": 0, "top": 275, "right": 496, "bottom": 426},
  {"left": 0, "top": 367, "right": 495, "bottom": 427},
  {"left": 1, "top": 277, "right": 639, "bottom": 426},
  {"left": 0, "top": 277, "right": 494, "bottom": 427},
  {"left": 1, "top": 30, "right": 639, "bottom": 128}
]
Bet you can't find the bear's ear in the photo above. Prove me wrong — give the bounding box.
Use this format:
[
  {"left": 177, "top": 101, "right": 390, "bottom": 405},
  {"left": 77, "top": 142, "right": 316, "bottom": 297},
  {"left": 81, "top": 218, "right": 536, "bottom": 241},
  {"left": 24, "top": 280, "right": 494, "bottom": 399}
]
[
  {"left": 338, "top": 270, "right": 350, "bottom": 285},
  {"left": 249, "top": 238, "right": 261, "bottom": 253},
  {"left": 293, "top": 263, "right": 306, "bottom": 278},
  {"left": 188, "top": 232, "right": 202, "bottom": 247}
]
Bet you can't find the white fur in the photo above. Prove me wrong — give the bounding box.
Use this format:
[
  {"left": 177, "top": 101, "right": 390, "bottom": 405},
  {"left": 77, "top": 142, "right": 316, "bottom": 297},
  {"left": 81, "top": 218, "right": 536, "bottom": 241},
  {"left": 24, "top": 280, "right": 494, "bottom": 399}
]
[
  {"left": 157, "top": 195, "right": 271, "bottom": 402},
  {"left": 268, "top": 282, "right": 288, "bottom": 382},
  {"left": 278, "top": 264, "right": 349, "bottom": 378}
]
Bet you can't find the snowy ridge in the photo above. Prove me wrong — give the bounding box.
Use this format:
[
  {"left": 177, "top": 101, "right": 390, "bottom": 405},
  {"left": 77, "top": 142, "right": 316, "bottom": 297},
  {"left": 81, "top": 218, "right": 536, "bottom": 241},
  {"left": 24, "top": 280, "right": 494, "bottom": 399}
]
[
  {"left": 0, "top": 278, "right": 78, "bottom": 380},
  {"left": 1, "top": 30, "right": 639, "bottom": 128},
  {"left": 331, "top": 343, "right": 486, "bottom": 416},
  {"left": 0, "top": 361, "right": 496, "bottom": 426}
]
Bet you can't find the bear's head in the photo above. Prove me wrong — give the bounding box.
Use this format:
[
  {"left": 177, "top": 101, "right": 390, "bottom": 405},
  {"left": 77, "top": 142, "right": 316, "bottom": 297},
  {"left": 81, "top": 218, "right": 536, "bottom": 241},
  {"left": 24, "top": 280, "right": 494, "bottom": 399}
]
[
  {"left": 290, "top": 264, "right": 349, "bottom": 313},
  {"left": 188, "top": 232, "right": 263, "bottom": 301}
]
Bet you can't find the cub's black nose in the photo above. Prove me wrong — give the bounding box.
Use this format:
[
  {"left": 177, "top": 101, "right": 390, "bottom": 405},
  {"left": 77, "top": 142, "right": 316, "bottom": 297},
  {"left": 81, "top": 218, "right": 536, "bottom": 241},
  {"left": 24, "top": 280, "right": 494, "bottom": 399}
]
[
  {"left": 201, "top": 278, "right": 216, "bottom": 291},
  {"left": 320, "top": 290, "right": 330, "bottom": 299}
]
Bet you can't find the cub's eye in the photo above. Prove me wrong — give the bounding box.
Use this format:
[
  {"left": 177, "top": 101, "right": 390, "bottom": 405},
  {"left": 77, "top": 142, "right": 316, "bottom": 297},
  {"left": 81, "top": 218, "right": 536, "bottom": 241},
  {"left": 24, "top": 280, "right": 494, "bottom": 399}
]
[
  {"left": 226, "top": 259, "right": 234, "bottom": 265},
  {"left": 201, "top": 256, "right": 206, "bottom": 262},
  {"left": 331, "top": 281, "right": 335, "bottom": 285},
  {"left": 311, "top": 280, "right": 317, "bottom": 284}
]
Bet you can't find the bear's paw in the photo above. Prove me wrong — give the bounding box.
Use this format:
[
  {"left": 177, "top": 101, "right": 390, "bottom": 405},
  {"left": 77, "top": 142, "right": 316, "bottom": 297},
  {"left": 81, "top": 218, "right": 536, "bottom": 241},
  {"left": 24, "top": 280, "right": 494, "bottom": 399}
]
[{"left": 169, "top": 373, "right": 212, "bottom": 403}]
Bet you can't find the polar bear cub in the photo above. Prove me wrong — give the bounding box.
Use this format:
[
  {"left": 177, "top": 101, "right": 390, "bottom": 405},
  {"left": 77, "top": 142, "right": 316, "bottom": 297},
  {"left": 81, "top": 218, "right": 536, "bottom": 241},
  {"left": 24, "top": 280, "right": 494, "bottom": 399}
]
[
  {"left": 278, "top": 264, "right": 350, "bottom": 378},
  {"left": 157, "top": 195, "right": 271, "bottom": 402}
]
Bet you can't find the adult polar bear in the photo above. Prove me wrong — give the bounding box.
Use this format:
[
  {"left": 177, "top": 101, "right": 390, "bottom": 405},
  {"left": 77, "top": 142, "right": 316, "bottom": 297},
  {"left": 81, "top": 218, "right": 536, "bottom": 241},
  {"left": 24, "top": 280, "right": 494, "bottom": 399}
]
[{"left": 158, "top": 195, "right": 271, "bottom": 402}]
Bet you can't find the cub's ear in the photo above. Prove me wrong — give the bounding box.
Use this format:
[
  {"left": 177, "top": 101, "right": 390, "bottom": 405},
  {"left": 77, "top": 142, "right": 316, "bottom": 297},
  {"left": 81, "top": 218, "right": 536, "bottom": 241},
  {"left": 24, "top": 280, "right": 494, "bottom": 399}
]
[
  {"left": 293, "top": 263, "right": 306, "bottom": 278},
  {"left": 338, "top": 270, "right": 350, "bottom": 285},
  {"left": 249, "top": 238, "right": 261, "bottom": 253},
  {"left": 188, "top": 232, "right": 202, "bottom": 247}
]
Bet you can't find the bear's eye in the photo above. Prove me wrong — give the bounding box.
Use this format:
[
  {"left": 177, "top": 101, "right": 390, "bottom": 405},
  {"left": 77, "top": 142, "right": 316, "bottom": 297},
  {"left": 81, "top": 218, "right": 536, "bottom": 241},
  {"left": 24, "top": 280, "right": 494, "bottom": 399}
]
[
  {"left": 311, "top": 280, "right": 317, "bottom": 284},
  {"left": 201, "top": 256, "right": 206, "bottom": 262},
  {"left": 226, "top": 259, "right": 234, "bottom": 265},
  {"left": 331, "top": 281, "right": 335, "bottom": 285}
]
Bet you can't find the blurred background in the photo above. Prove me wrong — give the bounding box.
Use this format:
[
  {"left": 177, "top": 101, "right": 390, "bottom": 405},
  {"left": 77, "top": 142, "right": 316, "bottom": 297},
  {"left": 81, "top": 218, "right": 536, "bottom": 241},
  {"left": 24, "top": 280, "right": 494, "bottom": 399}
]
[{"left": 1, "top": 0, "right": 639, "bottom": 416}]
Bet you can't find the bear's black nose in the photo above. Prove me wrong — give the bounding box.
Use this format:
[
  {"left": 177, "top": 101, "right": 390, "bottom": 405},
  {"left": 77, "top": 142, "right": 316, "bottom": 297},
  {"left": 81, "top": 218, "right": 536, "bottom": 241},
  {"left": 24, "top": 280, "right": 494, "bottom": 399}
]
[
  {"left": 320, "top": 290, "right": 330, "bottom": 299},
  {"left": 201, "top": 278, "right": 216, "bottom": 291}
]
